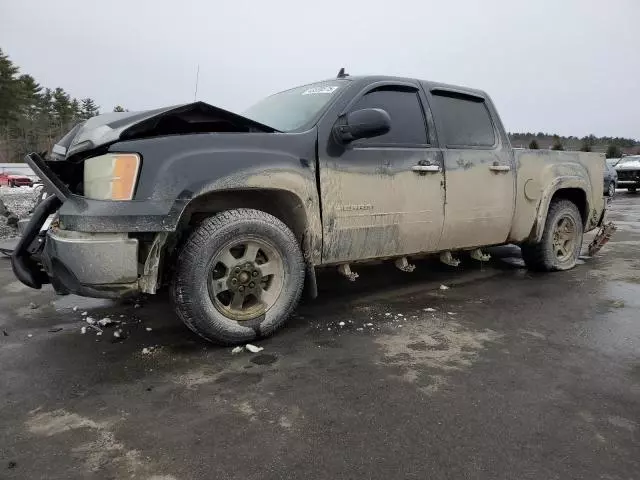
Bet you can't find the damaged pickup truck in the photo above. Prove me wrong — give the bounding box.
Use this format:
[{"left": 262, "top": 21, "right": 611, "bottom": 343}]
[{"left": 12, "top": 74, "right": 607, "bottom": 344}]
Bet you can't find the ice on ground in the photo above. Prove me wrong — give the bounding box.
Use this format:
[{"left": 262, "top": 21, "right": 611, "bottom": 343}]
[
  {"left": 231, "top": 346, "right": 244, "bottom": 354},
  {"left": 245, "top": 344, "right": 263, "bottom": 353},
  {"left": 440, "top": 284, "right": 450, "bottom": 290}
]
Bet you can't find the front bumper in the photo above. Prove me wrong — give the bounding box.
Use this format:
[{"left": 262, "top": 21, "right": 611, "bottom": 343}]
[
  {"left": 11, "top": 153, "right": 158, "bottom": 298},
  {"left": 42, "top": 229, "right": 140, "bottom": 298}
]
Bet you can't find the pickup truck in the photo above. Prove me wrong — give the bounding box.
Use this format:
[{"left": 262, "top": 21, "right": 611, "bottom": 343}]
[
  {"left": 12, "top": 73, "right": 606, "bottom": 345},
  {"left": 614, "top": 155, "right": 640, "bottom": 192}
]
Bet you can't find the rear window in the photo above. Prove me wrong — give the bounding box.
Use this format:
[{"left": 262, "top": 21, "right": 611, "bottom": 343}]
[{"left": 430, "top": 91, "right": 496, "bottom": 147}]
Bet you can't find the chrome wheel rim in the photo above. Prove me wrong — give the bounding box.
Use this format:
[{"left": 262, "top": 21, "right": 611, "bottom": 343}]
[
  {"left": 552, "top": 215, "right": 577, "bottom": 262},
  {"left": 208, "top": 237, "right": 284, "bottom": 321}
]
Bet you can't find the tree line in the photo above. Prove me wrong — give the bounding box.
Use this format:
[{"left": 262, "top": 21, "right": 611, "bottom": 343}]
[
  {"left": 0, "top": 48, "right": 127, "bottom": 163},
  {"left": 1, "top": 47, "right": 638, "bottom": 163}
]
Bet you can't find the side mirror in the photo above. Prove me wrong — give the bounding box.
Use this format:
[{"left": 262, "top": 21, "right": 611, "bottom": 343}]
[{"left": 333, "top": 108, "right": 391, "bottom": 143}]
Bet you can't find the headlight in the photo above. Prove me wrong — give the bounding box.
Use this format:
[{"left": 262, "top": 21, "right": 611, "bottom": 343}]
[{"left": 83, "top": 153, "right": 140, "bottom": 200}]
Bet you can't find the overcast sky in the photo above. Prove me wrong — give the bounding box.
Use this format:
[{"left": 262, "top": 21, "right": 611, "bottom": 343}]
[{"left": 1, "top": 0, "right": 638, "bottom": 138}]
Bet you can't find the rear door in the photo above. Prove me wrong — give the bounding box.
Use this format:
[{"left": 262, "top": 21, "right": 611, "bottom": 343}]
[
  {"left": 426, "top": 89, "right": 515, "bottom": 250},
  {"left": 318, "top": 82, "right": 445, "bottom": 263}
]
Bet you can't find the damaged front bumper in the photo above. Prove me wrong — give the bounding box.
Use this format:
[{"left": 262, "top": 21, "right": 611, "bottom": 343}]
[{"left": 11, "top": 153, "right": 168, "bottom": 299}]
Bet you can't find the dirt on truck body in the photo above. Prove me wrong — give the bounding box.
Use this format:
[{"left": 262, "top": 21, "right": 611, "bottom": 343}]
[{"left": 12, "top": 72, "right": 607, "bottom": 345}]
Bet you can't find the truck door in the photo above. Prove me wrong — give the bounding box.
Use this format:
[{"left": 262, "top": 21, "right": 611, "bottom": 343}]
[
  {"left": 427, "top": 89, "right": 515, "bottom": 250},
  {"left": 318, "top": 82, "right": 445, "bottom": 263}
]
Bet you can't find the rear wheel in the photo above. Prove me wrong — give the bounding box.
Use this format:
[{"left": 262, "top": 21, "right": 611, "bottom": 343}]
[
  {"left": 521, "top": 199, "right": 583, "bottom": 272},
  {"left": 171, "top": 209, "right": 305, "bottom": 345}
]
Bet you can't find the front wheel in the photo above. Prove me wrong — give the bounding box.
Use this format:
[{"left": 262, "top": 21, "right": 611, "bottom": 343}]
[
  {"left": 521, "top": 199, "right": 583, "bottom": 272},
  {"left": 171, "top": 209, "right": 305, "bottom": 345},
  {"left": 607, "top": 181, "right": 616, "bottom": 197}
]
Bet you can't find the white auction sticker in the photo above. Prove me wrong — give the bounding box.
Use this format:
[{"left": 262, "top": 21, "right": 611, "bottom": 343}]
[{"left": 302, "top": 85, "right": 340, "bottom": 95}]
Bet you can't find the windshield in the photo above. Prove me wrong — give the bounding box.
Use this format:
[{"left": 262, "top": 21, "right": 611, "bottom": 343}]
[{"left": 243, "top": 80, "right": 347, "bottom": 131}]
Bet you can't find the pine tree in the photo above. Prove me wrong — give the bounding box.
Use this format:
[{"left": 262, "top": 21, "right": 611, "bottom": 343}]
[
  {"left": 113, "top": 105, "right": 126, "bottom": 112},
  {"left": 80, "top": 98, "right": 99, "bottom": 119},
  {"left": 52, "top": 87, "right": 73, "bottom": 125},
  {"left": 0, "top": 48, "right": 23, "bottom": 126},
  {"left": 606, "top": 145, "right": 622, "bottom": 159},
  {"left": 551, "top": 135, "right": 564, "bottom": 151}
]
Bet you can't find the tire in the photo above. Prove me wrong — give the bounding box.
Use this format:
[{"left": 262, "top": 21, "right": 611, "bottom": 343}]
[
  {"left": 521, "top": 199, "right": 583, "bottom": 272},
  {"left": 171, "top": 209, "right": 305, "bottom": 345},
  {"left": 607, "top": 181, "right": 615, "bottom": 197}
]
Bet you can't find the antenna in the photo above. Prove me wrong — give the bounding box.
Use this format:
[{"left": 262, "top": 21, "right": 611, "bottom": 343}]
[{"left": 193, "top": 64, "right": 200, "bottom": 101}]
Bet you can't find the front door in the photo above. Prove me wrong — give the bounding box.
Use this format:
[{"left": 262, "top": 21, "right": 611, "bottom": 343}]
[
  {"left": 428, "top": 89, "right": 515, "bottom": 250},
  {"left": 319, "top": 84, "right": 445, "bottom": 263}
]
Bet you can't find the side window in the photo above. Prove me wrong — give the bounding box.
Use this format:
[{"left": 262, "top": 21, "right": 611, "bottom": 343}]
[
  {"left": 350, "top": 87, "right": 428, "bottom": 145},
  {"left": 430, "top": 91, "right": 496, "bottom": 147}
]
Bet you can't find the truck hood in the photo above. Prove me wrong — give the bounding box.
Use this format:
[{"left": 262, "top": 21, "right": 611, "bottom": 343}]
[
  {"left": 50, "top": 102, "right": 279, "bottom": 161},
  {"left": 615, "top": 157, "right": 640, "bottom": 171}
]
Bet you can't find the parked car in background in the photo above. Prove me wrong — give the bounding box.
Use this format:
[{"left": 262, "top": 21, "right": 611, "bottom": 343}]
[
  {"left": 0, "top": 172, "right": 34, "bottom": 188},
  {"left": 615, "top": 155, "right": 640, "bottom": 193},
  {"left": 604, "top": 160, "right": 618, "bottom": 196}
]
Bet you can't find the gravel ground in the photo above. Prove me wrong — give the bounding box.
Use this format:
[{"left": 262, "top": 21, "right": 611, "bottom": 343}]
[{"left": 0, "top": 186, "right": 38, "bottom": 240}]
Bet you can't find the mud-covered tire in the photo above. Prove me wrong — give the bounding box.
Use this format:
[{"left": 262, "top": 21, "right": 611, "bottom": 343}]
[
  {"left": 171, "top": 209, "right": 305, "bottom": 345},
  {"left": 521, "top": 199, "right": 583, "bottom": 272}
]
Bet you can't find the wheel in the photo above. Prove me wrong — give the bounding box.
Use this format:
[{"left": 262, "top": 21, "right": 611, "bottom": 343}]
[
  {"left": 171, "top": 209, "right": 305, "bottom": 345},
  {"left": 607, "top": 181, "right": 615, "bottom": 197},
  {"left": 521, "top": 199, "right": 583, "bottom": 272},
  {"left": 9, "top": 180, "right": 14, "bottom": 188}
]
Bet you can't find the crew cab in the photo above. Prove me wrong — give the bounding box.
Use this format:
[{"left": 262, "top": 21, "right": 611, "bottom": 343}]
[{"left": 12, "top": 74, "right": 606, "bottom": 344}]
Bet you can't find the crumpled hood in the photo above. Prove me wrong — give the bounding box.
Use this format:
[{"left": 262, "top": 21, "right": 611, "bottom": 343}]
[{"left": 50, "top": 102, "right": 279, "bottom": 161}]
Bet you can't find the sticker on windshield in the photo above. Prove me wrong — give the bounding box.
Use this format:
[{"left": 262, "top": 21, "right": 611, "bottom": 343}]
[{"left": 302, "top": 86, "right": 340, "bottom": 95}]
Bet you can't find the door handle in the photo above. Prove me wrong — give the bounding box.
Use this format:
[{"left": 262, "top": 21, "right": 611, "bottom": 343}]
[
  {"left": 412, "top": 165, "right": 441, "bottom": 173},
  {"left": 489, "top": 164, "right": 511, "bottom": 172}
]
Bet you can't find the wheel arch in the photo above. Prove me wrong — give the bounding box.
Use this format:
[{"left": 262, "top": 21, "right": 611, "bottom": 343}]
[{"left": 532, "top": 178, "right": 590, "bottom": 243}]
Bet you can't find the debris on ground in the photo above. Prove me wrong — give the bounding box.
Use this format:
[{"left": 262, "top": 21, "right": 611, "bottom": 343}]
[
  {"left": 385, "top": 313, "right": 391, "bottom": 317},
  {"left": 365, "top": 323, "right": 373, "bottom": 327},
  {"left": 81, "top": 311, "right": 88, "bottom": 316},
  {"left": 142, "top": 347, "right": 155, "bottom": 355},
  {"left": 85, "top": 317, "right": 96, "bottom": 325},
  {"left": 97, "top": 317, "right": 114, "bottom": 327},
  {"left": 440, "top": 284, "right": 450, "bottom": 290},
  {"left": 145, "top": 327, "right": 152, "bottom": 332},
  {"left": 447, "top": 312, "right": 456, "bottom": 315},
  {"left": 28, "top": 302, "right": 38, "bottom": 309},
  {"left": 27, "top": 333, "right": 33, "bottom": 338},
  {"left": 338, "top": 321, "right": 345, "bottom": 327},
  {"left": 357, "top": 328, "right": 363, "bottom": 331},
  {"left": 48, "top": 327, "right": 63, "bottom": 333},
  {"left": 113, "top": 329, "right": 123, "bottom": 339},
  {"left": 423, "top": 307, "right": 437, "bottom": 312},
  {"left": 72, "top": 306, "right": 79, "bottom": 312},
  {"left": 245, "top": 344, "right": 264, "bottom": 353},
  {"left": 80, "top": 326, "right": 87, "bottom": 334},
  {"left": 231, "top": 346, "right": 244, "bottom": 354},
  {"left": 134, "top": 303, "right": 141, "bottom": 309}
]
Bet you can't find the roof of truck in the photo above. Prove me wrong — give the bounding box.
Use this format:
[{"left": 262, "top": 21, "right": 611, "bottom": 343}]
[{"left": 344, "top": 75, "right": 490, "bottom": 100}]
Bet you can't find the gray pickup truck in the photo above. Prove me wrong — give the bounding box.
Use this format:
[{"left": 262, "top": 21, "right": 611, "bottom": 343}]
[{"left": 13, "top": 73, "right": 606, "bottom": 344}]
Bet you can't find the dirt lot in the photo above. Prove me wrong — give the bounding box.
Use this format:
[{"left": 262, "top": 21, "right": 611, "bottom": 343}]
[{"left": 0, "top": 195, "right": 639, "bottom": 480}]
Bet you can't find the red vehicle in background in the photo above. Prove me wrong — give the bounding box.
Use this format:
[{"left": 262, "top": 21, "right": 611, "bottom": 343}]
[{"left": 0, "top": 172, "right": 34, "bottom": 188}]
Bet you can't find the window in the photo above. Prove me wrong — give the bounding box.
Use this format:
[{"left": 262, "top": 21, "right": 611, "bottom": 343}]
[
  {"left": 349, "top": 87, "right": 428, "bottom": 145},
  {"left": 243, "top": 80, "right": 347, "bottom": 131},
  {"left": 430, "top": 91, "right": 495, "bottom": 147}
]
